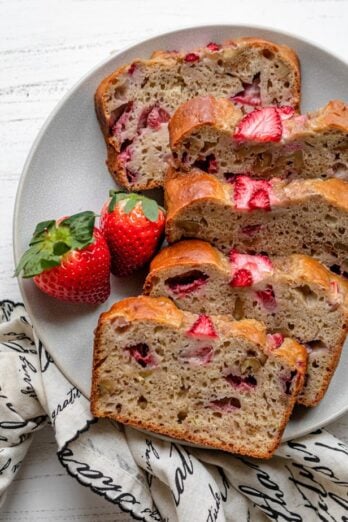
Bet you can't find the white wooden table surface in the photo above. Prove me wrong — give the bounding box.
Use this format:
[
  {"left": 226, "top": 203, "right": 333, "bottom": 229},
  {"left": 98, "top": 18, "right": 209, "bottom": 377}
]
[{"left": 1, "top": 0, "right": 348, "bottom": 520}]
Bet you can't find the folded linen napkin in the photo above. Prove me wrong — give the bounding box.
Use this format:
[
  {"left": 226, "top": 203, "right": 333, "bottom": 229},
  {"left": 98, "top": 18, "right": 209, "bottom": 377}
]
[{"left": 1, "top": 299, "right": 347, "bottom": 521}]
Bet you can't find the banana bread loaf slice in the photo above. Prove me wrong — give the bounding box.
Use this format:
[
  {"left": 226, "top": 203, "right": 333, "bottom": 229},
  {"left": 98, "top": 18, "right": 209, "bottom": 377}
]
[
  {"left": 164, "top": 170, "right": 348, "bottom": 275},
  {"left": 91, "top": 296, "right": 306, "bottom": 458},
  {"left": 96, "top": 38, "right": 300, "bottom": 191},
  {"left": 169, "top": 98, "right": 348, "bottom": 181},
  {"left": 144, "top": 241, "right": 348, "bottom": 406}
]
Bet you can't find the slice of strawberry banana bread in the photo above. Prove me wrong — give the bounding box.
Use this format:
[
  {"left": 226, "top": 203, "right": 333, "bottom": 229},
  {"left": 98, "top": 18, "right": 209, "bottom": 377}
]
[
  {"left": 169, "top": 98, "right": 348, "bottom": 181},
  {"left": 164, "top": 170, "right": 348, "bottom": 275},
  {"left": 96, "top": 38, "right": 300, "bottom": 191},
  {"left": 144, "top": 241, "right": 348, "bottom": 406},
  {"left": 91, "top": 296, "right": 306, "bottom": 458}
]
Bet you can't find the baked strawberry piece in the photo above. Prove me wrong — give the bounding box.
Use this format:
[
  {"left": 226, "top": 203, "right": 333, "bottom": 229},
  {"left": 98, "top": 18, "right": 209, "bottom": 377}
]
[
  {"left": 231, "top": 73, "right": 261, "bottom": 108},
  {"left": 138, "top": 104, "right": 170, "bottom": 130},
  {"left": 193, "top": 154, "right": 218, "bottom": 174},
  {"left": 125, "top": 343, "right": 157, "bottom": 368},
  {"left": 184, "top": 52, "right": 200, "bottom": 63},
  {"left": 267, "top": 333, "right": 285, "bottom": 349},
  {"left": 231, "top": 175, "right": 276, "bottom": 211},
  {"left": 234, "top": 107, "right": 282, "bottom": 142},
  {"left": 277, "top": 106, "right": 295, "bottom": 121},
  {"left": 229, "top": 252, "right": 277, "bottom": 311},
  {"left": 256, "top": 285, "right": 277, "bottom": 311},
  {"left": 165, "top": 270, "right": 209, "bottom": 297},
  {"left": 225, "top": 373, "right": 257, "bottom": 390},
  {"left": 229, "top": 251, "right": 273, "bottom": 287},
  {"left": 186, "top": 314, "right": 218, "bottom": 339},
  {"left": 110, "top": 101, "right": 171, "bottom": 189},
  {"left": 206, "top": 42, "right": 221, "bottom": 52},
  {"left": 15, "top": 212, "right": 111, "bottom": 304},
  {"left": 180, "top": 345, "right": 214, "bottom": 365}
]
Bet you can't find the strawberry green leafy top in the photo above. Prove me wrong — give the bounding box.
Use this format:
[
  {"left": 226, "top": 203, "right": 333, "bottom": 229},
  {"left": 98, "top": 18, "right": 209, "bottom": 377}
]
[
  {"left": 108, "top": 190, "right": 164, "bottom": 222},
  {"left": 15, "top": 211, "right": 96, "bottom": 278}
]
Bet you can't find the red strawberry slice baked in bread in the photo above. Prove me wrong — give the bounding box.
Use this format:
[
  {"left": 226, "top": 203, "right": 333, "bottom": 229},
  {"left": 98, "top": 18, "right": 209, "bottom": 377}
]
[
  {"left": 230, "top": 176, "right": 276, "bottom": 210},
  {"left": 144, "top": 241, "right": 348, "bottom": 406},
  {"left": 234, "top": 106, "right": 285, "bottom": 142},
  {"left": 230, "top": 72, "right": 261, "bottom": 107},
  {"left": 164, "top": 169, "right": 348, "bottom": 275},
  {"left": 15, "top": 212, "right": 111, "bottom": 304},
  {"left": 169, "top": 98, "right": 348, "bottom": 181},
  {"left": 91, "top": 296, "right": 307, "bottom": 458},
  {"left": 95, "top": 38, "right": 300, "bottom": 190}
]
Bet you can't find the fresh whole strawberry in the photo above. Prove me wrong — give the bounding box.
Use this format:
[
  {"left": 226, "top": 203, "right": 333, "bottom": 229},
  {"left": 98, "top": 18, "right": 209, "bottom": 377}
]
[
  {"left": 100, "top": 191, "right": 166, "bottom": 277},
  {"left": 15, "top": 211, "right": 111, "bottom": 304}
]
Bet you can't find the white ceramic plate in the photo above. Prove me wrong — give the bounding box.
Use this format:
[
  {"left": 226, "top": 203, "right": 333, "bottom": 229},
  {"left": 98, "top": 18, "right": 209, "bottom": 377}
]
[{"left": 14, "top": 25, "right": 348, "bottom": 442}]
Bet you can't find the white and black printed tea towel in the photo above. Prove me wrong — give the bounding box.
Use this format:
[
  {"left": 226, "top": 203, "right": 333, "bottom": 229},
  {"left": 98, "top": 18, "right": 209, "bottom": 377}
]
[{"left": 1, "top": 299, "right": 348, "bottom": 521}]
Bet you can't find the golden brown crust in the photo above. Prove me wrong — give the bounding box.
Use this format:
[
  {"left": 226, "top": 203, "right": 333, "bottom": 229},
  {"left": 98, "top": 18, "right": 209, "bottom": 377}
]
[
  {"left": 95, "top": 37, "right": 301, "bottom": 189},
  {"left": 280, "top": 99, "right": 348, "bottom": 143},
  {"left": 274, "top": 338, "right": 308, "bottom": 370},
  {"left": 97, "top": 296, "right": 185, "bottom": 329},
  {"left": 144, "top": 239, "right": 228, "bottom": 297},
  {"left": 148, "top": 239, "right": 228, "bottom": 273},
  {"left": 91, "top": 321, "right": 107, "bottom": 415},
  {"left": 95, "top": 63, "right": 130, "bottom": 133},
  {"left": 310, "top": 99, "right": 348, "bottom": 133},
  {"left": 94, "top": 63, "right": 139, "bottom": 189},
  {"left": 221, "top": 318, "right": 268, "bottom": 346},
  {"left": 165, "top": 168, "right": 231, "bottom": 226},
  {"left": 279, "top": 178, "right": 348, "bottom": 212},
  {"left": 169, "top": 96, "right": 241, "bottom": 148},
  {"left": 277, "top": 254, "right": 348, "bottom": 309},
  {"left": 309, "top": 178, "right": 348, "bottom": 212}
]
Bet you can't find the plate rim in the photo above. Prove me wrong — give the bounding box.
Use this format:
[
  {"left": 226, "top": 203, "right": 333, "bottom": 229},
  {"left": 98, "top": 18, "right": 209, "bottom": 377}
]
[{"left": 13, "top": 23, "right": 348, "bottom": 443}]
